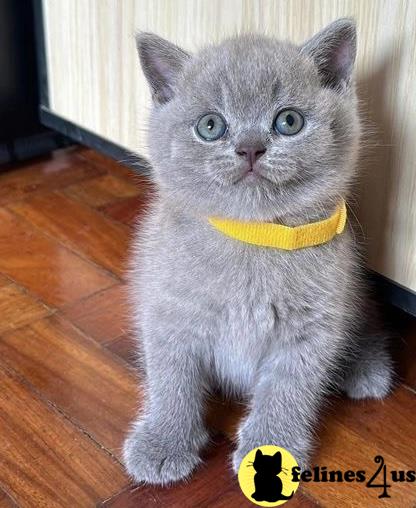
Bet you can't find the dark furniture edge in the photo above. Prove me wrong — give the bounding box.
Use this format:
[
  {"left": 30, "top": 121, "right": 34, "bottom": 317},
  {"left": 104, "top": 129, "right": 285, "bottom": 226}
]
[
  {"left": 32, "top": 0, "right": 49, "bottom": 107},
  {"left": 40, "top": 107, "right": 150, "bottom": 174},
  {"left": 370, "top": 272, "right": 416, "bottom": 318}
]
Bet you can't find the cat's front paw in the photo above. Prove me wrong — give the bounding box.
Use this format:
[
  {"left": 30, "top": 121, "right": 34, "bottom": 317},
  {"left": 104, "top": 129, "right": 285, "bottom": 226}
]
[{"left": 123, "top": 421, "right": 203, "bottom": 485}]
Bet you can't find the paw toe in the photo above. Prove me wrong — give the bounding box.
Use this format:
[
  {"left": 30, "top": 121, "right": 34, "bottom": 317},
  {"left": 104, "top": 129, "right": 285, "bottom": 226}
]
[{"left": 123, "top": 428, "right": 200, "bottom": 485}]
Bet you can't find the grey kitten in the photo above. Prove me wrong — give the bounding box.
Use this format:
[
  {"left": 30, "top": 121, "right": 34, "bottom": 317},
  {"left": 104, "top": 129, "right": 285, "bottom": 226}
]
[{"left": 123, "top": 18, "right": 393, "bottom": 485}]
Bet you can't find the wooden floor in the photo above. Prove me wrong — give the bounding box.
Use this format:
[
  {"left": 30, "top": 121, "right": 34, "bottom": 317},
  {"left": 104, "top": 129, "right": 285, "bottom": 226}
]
[{"left": 0, "top": 146, "right": 415, "bottom": 508}]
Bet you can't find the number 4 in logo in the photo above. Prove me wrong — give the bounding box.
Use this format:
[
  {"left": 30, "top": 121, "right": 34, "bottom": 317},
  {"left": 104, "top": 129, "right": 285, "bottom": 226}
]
[{"left": 366, "top": 456, "right": 391, "bottom": 498}]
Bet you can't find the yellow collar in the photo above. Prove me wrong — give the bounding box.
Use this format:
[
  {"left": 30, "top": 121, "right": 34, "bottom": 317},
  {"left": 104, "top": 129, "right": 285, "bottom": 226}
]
[{"left": 208, "top": 200, "right": 347, "bottom": 250}]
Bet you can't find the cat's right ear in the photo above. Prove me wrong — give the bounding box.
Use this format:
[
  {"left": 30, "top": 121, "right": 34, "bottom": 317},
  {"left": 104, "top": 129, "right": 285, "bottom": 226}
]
[
  {"left": 136, "top": 32, "right": 190, "bottom": 105},
  {"left": 300, "top": 18, "right": 356, "bottom": 90}
]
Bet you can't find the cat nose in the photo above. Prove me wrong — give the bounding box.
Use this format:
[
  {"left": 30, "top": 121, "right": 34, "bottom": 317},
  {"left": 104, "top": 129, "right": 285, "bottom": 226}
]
[{"left": 235, "top": 143, "right": 267, "bottom": 165}]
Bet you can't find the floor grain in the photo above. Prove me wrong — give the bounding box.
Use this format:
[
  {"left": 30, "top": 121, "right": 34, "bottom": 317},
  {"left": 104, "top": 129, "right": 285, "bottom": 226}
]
[
  {"left": 64, "top": 173, "right": 141, "bottom": 208},
  {"left": 0, "top": 490, "right": 17, "bottom": 508},
  {"left": 0, "top": 147, "right": 414, "bottom": 507},
  {"left": 0, "top": 207, "right": 116, "bottom": 307},
  {"left": 62, "top": 284, "right": 129, "bottom": 344},
  {"left": 0, "top": 315, "right": 138, "bottom": 458},
  {"left": 0, "top": 283, "right": 52, "bottom": 335},
  {"left": 9, "top": 192, "right": 131, "bottom": 278},
  {"left": 0, "top": 364, "right": 128, "bottom": 507},
  {"left": 0, "top": 148, "right": 104, "bottom": 206}
]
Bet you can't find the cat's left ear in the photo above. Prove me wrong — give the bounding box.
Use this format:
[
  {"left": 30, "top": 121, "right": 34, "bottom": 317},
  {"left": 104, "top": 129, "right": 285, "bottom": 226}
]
[
  {"left": 300, "top": 18, "right": 357, "bottom": 90},
  {"left": 136, "top": 32, "right": 191, "bottom": 104}
]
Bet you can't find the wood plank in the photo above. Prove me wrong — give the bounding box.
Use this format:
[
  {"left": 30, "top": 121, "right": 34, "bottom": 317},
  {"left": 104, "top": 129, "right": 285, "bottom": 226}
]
[
  {"left": 304, "top": 419, "right": 416, "bottom": 507},
  {"left": 64, "top": 173, "right": 141, "bottom": 208},
  {"left": 0, "top": 315, "right": 139, "bottom": 458},
  {"left": 206, "top": 396, "right": 244, "bottom": 438},
  {"left": 0, "top": 364, "right": 128, "bottom": 508},
  {"left": 204, "top": 489, "right": 317, "bottom": 508},
  {"left": 0, "top": 208, "right": 116, "bottom": 308},
  {"left": 100, "top": 195, "right": 150, "bottom": 227},
  {"left": 106, "top": 334, "right": 137, "bottom": 366},
  {"left": 331, "top": 387, "right": 416, "bottom": 469},
  {"left": 0, "top": 283, "right": 52, "bottom": 335},
  {"left": 0, "top": 147, "right": 104, "bottom": 206},
  {"left": 62, "top": 284, "right": 129, "bottom": 344},
  {"left": 0, "top": 490, "right": 16, "bottom": 508},
  {"left": 77, "top": 148, "right": 146, "bottom": 184},
  {"left": 9, "top": 192, "right": 131, "bottom": 278},
  {"left": 205, "top": 488, "right": 317, "bottom": 508},
  {"left": 0, "top": 275, "right": 11, "bottom": 289}
]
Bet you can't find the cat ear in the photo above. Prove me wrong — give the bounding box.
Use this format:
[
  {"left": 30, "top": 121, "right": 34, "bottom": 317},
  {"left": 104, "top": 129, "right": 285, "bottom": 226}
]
[
  {"left": 300, "top": 18, "right": 357, "bottom": 90},
  {"left": 255, "top": 449, "right": 263, "bottom": 459},
  {"left": 136, "top": 32, "right": 190, "bottom": 104}
]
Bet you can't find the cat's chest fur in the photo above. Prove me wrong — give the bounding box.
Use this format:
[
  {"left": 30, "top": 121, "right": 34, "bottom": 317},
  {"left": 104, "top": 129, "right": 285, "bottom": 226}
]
[
  {"left": 205, "top": 247, "right": 327, "bottom": 392},
  {"left": 151, "top": 212, "right": 350, "bottom": 393},
  {"left": 135, "top": 205, "right": 354, "bottom": 395},
  {"left": 212, "top": 295, "right": 278, "bottom": 393}
]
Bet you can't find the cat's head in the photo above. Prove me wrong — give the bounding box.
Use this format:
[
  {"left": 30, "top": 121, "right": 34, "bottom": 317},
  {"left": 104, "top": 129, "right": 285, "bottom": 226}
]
[
  {"left": 137, "top": 19, "right": 359, "bottom": 221},
  {"left": 253, "top": 449, "right": 283, "bottom": 474}
]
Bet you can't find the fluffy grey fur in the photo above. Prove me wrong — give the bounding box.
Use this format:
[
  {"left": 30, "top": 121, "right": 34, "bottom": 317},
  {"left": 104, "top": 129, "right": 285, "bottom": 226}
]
[{"left": 123, "top": 18, "right": 393, "bottom": 486}]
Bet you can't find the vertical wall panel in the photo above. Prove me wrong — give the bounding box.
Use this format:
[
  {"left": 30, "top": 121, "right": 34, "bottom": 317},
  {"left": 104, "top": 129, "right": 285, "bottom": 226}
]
[{"left": 42, "top": 0, "right": 416, "bottom": 292}]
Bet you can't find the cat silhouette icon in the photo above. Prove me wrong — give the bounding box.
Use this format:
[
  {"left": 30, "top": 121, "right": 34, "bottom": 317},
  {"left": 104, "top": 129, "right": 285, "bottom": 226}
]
[{"left": 251, "top": 449, "right": 294, "bottom": 502}]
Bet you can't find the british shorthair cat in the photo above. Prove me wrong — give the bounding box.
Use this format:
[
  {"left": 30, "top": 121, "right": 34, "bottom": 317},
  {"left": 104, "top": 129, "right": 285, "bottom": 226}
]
[{"left": 123, "top": 18, "right": 393, "bottom": 485}]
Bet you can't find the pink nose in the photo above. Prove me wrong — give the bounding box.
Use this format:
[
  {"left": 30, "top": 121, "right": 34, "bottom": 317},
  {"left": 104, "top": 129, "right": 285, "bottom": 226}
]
[{"left": 235, "top": 143, "right": 267, "bottom": 166}]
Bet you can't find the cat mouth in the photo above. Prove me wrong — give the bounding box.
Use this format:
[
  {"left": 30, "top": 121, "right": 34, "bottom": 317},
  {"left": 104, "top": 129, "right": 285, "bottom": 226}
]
[{"left": 233, "top": 168, "right": 275, "bottom": 185}]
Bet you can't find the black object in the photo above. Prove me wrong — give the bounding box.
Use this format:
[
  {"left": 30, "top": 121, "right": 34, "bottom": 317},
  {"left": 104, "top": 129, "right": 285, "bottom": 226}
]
[
  {"left": 0, "top": 0, "right": 70, "bottom": 166},
  {"left": 370, "top": 272, "right": 416, "bottom": 318},
  {"left": 39, "top": 108, "right": 150, "bottom": 174},
  {"left": 251, "top": 449, "right": 294, "bottom": 503}
]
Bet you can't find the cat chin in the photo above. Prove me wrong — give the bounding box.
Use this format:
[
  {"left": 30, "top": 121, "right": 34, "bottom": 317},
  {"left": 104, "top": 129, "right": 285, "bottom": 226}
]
[
  {"left": 203, "top": 192, "right": 333, "bottom": 224},
  {"left": 166, "top": 189, "right": 328, "bottom": 223},
  {"left": 209, "top": 175, "right": 335, "bottom": 222}
]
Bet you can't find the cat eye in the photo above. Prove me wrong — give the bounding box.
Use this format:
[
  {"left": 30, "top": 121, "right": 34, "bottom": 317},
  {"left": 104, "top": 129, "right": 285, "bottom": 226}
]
[
  {"left": 273, "top": 109, "right": 304, "bottom": 136},
  {"left": 195, "top": 113, "right": 227, "bottom": 141}
]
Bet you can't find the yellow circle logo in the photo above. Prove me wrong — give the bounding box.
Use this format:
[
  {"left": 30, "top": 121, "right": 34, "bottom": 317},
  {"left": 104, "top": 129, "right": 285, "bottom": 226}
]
[{"left": 238, "top": 445, "right": 300, "bottom": 506}]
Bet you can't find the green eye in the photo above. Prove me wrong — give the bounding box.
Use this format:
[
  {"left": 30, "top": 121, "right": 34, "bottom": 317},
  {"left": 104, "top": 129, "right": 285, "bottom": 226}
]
[
  {"left": 274, "top": 109, "right": 304, "bottom": 136},
  {"left": 196, "top": 113, "right": 227, "bottom": 141}
]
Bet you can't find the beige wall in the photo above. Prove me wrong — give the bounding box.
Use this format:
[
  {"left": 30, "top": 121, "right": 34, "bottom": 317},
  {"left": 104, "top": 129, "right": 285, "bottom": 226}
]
[{"left": 42, "top": 0, "right": 416, "bottom": 293}]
